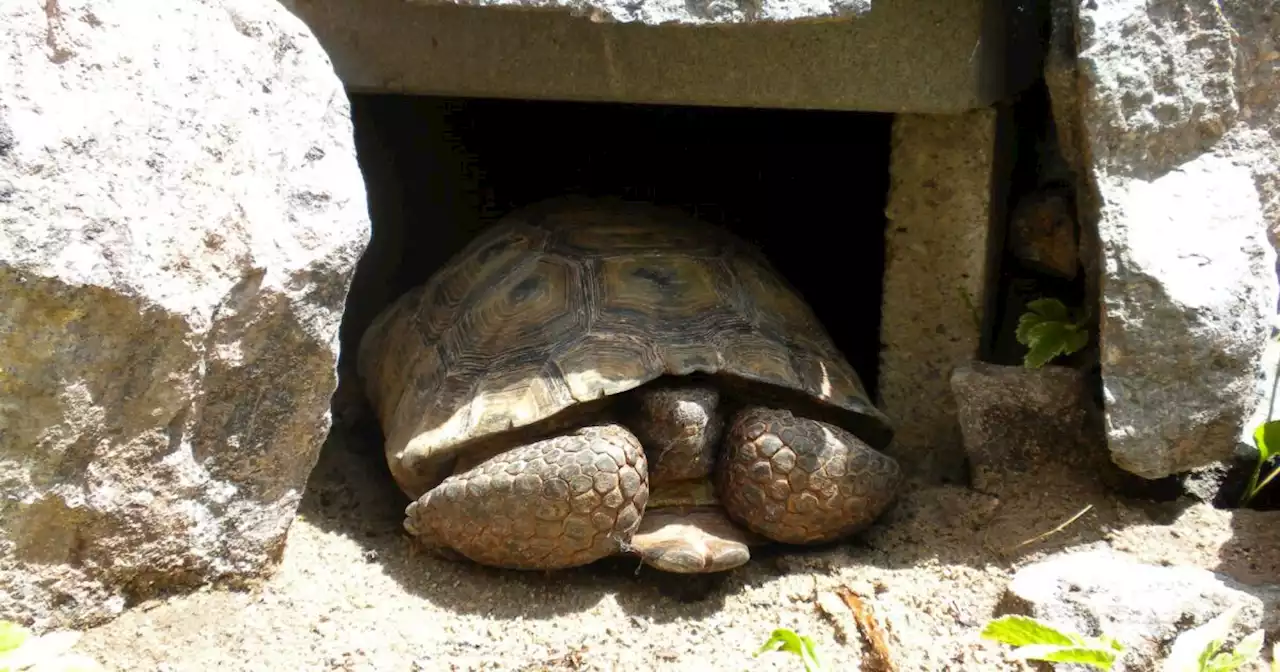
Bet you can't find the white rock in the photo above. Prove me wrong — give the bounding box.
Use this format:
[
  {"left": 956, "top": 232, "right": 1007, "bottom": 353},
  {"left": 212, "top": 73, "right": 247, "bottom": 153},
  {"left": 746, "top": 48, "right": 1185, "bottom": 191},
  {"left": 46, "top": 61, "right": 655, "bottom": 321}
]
[{"left": 1005, "top": 548, "right": 1271, "bottom": 672}]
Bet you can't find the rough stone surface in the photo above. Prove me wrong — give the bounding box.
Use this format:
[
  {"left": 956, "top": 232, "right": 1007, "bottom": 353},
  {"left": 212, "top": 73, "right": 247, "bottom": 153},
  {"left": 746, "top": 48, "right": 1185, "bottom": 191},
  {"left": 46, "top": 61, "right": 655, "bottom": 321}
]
[
  {"left": 950, "top": 362, "right": 1104, "bottom": 497},
  {"left": 878, "top": 111, "right": 996, "bottom": 481},
  {"left": 0, "top": 0, "right": 370, "bottom": 628},
  {"left": 284, "top": 0, "right": 1018, "bottom": 114},
  {"left": 409, "top": 0, "right": 870, "bottom": 24},
  {"left": 1008, "top": 184, "right": 1079, "bottom": 280},
  {"left": 1002, "top": 548, "right": 1273, "bottom": 672},
  {"left": 1045, "top": 0, "right": 1105, "bottom": 379},
  {"left": 1044, "top": 0, "right": 1087, "bottom": 185},
  {"left": 1049, "top": 0, "right": 1280, "bottom": 479}
]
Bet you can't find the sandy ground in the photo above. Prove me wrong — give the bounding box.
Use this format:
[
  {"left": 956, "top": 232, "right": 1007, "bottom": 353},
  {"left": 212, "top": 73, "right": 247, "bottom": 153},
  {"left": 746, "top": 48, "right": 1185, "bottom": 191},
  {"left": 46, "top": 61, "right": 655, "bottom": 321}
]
[{"left": 73, "top": 427, "right": 1280, "bottom": 672}]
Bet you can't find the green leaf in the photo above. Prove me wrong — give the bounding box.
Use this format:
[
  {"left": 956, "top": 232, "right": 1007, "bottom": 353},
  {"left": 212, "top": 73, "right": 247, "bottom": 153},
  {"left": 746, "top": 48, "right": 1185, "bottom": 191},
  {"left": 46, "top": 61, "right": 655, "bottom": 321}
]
[
  {"left": 1163, "top": 607, "right": 1241, "bottom": 672},
  {"left": 1026, "top": 298, "right": 1072, "bottom": 323},
  {"left": 1023, "top": 322, "right": 1076, "bottom": 369},
  {"left": 0, "top": 622, "right": 29, "bottom": 654},
  {"left": 1010, "top": 644, "right": 1119, "bottom": 670},
  {"left": 1244, "top": 421, "right": 1280, "bottom": 504},
  {"left": 1016, "top": 313, "right": 1046, "bottom": 346},
  {"left": 1015, "top": 298, "right": 1090, "bottom": 369},
  {"left": 755, "top": 628, "right": 825, "bottom": 672},
  {"left": 1253, "top": 420, "right": 1280, "bottom": 462},
  {"left": 1063, "top": 327, "right": 1091, "bottom": 355},
  {"left": 980, "top": 615, "right": 1083, "bottom": 648},
  {"left": 983, "top": 616, "right": 1122, "bottom": 670},
  {"left": 1202, "top": 629, "right": 1265, "bottom": 672}
]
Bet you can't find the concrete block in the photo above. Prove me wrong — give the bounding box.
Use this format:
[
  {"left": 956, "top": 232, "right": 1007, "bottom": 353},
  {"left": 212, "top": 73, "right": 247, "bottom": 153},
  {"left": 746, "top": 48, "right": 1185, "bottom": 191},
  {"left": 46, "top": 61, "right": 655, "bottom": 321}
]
[
  {"left": 878, "top": 110, "right": 997, "bottom": 480},
  {"left": 282, "top": 0, "right": 1030, "bottom": 114}
]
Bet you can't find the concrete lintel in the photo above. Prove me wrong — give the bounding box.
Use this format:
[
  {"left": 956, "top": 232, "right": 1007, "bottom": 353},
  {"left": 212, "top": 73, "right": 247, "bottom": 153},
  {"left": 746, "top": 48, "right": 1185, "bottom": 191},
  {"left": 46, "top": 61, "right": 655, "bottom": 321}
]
[
  {"left": 407, "top": 0, "right": 874, "bottom": 26},
  {"left": 283, "top": 0, "right": 1038, "bottom": 114}
]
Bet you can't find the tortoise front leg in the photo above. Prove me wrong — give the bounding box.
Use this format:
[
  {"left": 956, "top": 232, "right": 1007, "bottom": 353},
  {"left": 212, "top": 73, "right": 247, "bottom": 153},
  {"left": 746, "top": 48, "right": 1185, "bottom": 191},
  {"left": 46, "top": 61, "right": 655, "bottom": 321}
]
[
  {"left": 716, "top": 407, "right": 903, "bottom": 545},
  {"left": 628, "top": 384, "right": 723, "bottom": 485},
  {"left": 625, "top": 384, "right": 757, "bottom": 574},
  {"left": 404, "top": 423, "right": 649, "bottom": 570}
]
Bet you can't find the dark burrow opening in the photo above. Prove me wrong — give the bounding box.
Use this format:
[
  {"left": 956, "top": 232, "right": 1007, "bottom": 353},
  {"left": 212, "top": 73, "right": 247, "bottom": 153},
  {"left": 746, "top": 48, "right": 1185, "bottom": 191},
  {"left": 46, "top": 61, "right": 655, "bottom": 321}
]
[
  {"left": 325, "top": 92, "right": 895, "bottom": 510},
  {"left": 341, "top": 93, "right": 892, "bottom": 396}
]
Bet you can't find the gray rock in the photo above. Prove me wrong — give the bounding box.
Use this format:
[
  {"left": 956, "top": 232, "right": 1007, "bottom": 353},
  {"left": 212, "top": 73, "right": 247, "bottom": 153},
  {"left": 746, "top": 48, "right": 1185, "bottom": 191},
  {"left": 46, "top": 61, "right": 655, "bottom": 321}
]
[
  {"left": 0, "top": 0, "right": 370, "bottom": 628},
  {"left": 1008, "top": 185, "right": 1079, "bottom": 280},
  {"left": 1043, "top": 0, "right": 1086, "bottom": 185},
  {"left": 1050, "top": 0, "right": 1280, "bottom": 479},
  {"left": 1002, "top": 548, "right": 1270, "bottom": 672},
  {"left": 950, "top": 362, "right": 1104, "bottom": 496},
  {"left": 1177, "top": 443, "right": 1261, "bottom": 508}
]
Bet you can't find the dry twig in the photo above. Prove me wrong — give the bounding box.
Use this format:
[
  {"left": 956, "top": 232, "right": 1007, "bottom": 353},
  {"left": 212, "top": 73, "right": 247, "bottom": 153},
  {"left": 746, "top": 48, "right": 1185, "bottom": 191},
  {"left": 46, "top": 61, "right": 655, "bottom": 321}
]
[
  {"left": 833, "top": 586, "right": 899, "bottom": 672},
  {"left": 1002, "top": 503, "right": 1094, "bottom": 555}
]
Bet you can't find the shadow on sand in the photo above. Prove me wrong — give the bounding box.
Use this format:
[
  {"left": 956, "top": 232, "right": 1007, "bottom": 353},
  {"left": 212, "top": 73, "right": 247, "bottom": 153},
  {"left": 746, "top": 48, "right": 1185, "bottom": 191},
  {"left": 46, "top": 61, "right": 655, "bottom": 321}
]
[
  {"left": 300, "top": 422, "right": 752, "bottom": 623},
  {"left": 299, "top": 406, "right": 1280, "bottom": 640},
  {"left": 297, "top": 418, "right": 980, "bottom": 624}
]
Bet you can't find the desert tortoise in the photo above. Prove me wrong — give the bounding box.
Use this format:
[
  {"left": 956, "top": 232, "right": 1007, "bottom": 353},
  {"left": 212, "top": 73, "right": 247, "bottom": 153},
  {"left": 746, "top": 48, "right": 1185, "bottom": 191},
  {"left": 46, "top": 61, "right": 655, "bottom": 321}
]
[{"left": 357, "top": 197, "right": 901, "bottom": 573}]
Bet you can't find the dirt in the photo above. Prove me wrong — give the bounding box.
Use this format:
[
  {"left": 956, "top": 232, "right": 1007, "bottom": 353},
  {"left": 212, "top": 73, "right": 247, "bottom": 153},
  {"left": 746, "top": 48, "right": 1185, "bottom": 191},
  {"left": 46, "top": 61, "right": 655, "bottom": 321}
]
[{"left": 73, "top": 427, "right": 1278, "bottom": 671}]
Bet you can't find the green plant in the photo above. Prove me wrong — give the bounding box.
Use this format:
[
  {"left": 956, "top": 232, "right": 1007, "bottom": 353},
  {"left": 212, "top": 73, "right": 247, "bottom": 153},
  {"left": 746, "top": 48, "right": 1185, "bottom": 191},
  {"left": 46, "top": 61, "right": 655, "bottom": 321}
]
[
  {"left": 1015, "top": 297, "right": 1090, "bottom": 369},
  {"left": 0, "top": 621, "right": 104, "bottom": 672},
  {"left": 1241, "top": 419, "right": 1280, "bottom": 506},
  {"left": 981, "top": 615, "right": 1124, "bottom": 670},
  {"left": 1161, "top": 606, "right": 1265, "bottom": 672},
  {"left": 981, "top": 610, "right": 1270, "bottom": 672},
  {"left": 755, "top": 628, "right": 827, "bottom": 672}
]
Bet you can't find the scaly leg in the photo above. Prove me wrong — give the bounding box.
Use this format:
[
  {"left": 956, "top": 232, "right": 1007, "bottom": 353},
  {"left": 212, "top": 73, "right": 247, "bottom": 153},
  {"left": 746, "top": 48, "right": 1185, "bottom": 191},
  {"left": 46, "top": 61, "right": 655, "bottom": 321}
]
[
  {"left": 627, "top": 384, "right": 758, "bottom": 574},
  {"left": 404, "top": 423, "right": 649, "bottom": 570},
  {"left": 717, "top": 406, "right": 902, "bottom": 545}
]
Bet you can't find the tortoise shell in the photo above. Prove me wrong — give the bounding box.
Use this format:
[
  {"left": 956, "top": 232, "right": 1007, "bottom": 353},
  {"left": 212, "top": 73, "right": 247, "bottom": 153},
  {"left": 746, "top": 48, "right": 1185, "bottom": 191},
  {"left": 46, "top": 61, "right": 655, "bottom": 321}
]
[{"left": 358, "top": 197, "right": 893, "bottom": 500}]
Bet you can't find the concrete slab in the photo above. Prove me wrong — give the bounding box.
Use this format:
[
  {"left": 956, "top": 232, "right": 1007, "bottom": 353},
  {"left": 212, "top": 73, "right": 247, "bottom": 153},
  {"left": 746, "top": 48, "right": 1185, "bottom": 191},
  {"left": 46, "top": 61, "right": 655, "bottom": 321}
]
[
  {"left": 283, "top": 0, "right": 1033, "bottom": 113},
  {"left": 408, "top": 0, "right": 872, "bottom": 25}
]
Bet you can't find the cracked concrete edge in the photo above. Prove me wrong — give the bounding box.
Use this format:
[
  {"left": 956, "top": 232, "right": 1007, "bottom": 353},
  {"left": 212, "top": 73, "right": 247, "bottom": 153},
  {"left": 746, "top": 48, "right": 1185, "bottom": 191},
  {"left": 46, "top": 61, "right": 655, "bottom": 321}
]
[{"left": 405, "top": 0, "right": 873, "bottom": 25}]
